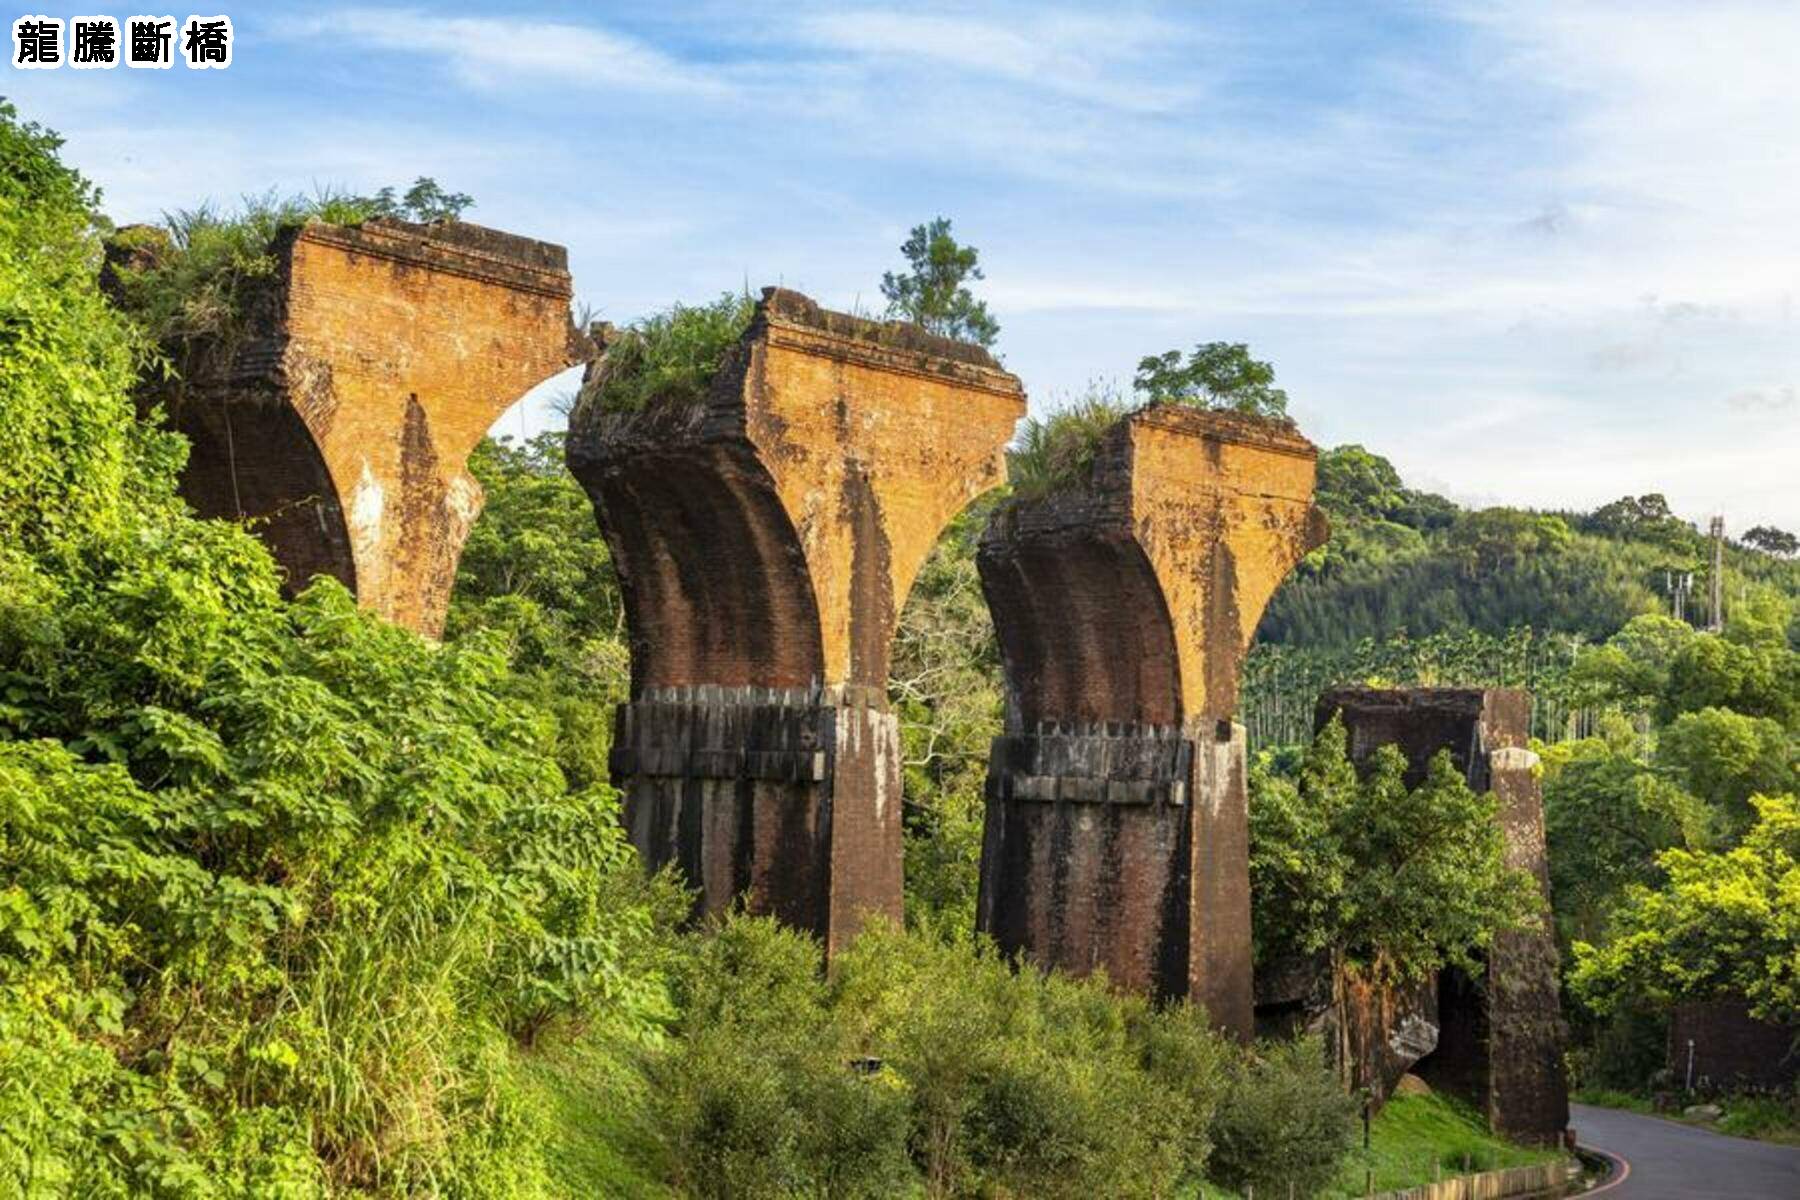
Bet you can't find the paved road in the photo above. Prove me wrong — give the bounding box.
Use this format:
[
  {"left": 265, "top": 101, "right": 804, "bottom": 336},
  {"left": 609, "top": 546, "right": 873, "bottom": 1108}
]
[{"left": 1573, "top": 1102, "right": 1800, "bottom": 1199}]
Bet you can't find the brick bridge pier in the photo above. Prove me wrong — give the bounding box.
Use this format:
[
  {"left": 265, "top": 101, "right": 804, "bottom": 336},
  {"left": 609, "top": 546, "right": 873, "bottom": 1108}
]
[
  {"left": 1316, "top": 687, "right": 1571, "bottom": 1144},
  {"left": 567, "top": 288, "right": 1025, "bottom": 953},
  {"left": 976, "top": 407, "right": 1327, "bottom": 1038}
]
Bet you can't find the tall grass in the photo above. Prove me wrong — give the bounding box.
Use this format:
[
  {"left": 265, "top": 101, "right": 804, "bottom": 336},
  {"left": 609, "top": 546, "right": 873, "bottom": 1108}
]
[
  {"left": 108, "top": 189, "right": 378, "bottom": 350},
  {"left": 1006, "top": 387, "right": 1130, "bottom": 499},
  {"left": 577, "top": 291, "right": 756, "bottom": 414}
]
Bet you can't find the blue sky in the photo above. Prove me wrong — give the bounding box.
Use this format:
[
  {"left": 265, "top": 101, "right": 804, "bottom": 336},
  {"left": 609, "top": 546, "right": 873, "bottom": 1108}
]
[{"left": 10, "top": 1, "right": 1799, "bottom": 529}]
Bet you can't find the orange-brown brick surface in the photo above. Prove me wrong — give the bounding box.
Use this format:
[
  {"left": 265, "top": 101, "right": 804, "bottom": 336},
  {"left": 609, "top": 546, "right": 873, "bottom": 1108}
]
[
  {"left": 977, "top": 406, "right": 1326, "bottom": 1039},
  {"left": 568, "top": 288, "right": 1026, "bottom": 953},
  {"left": 146, "top": 218, "right": 575, "bottom": 636}
]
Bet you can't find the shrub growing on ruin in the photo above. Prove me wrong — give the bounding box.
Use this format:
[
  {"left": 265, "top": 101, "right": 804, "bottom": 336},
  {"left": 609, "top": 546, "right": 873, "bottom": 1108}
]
[
  {"left": 575, "top": 291, "right": 756, "bottom": 415},
  {"left": 880, "top": 216, "right": 1000, "bottom": 347},
  {"left": 1006, "top": 342, "right": 1295, "bottom": 501},
  {"left": 1134, "top": 340, "right": 1292, "bottom": 420},
  {"left": 1005, "top": 387, "right": 1130, "bottom": 499},
  {"left": 104, "top": 178, "right": 472, "bottom": 382},
  {"left": 1249, "top": 717, "right": 1544, "bottom": 985}
]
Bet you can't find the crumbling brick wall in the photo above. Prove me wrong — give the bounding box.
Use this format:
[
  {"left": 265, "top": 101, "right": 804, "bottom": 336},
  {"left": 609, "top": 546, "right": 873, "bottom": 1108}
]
[
  {"left": 567, "top": 288, "right": 1025, "bottom": 954},
  {"left": 140, "top": 217, "right": 577, "bottom": 635},
  {"left": 1316, "top": 687, "right": 1571, "bottom": 1144},
  {"left": 977, "top": 408, "right": 1326, "bottom": 1038}
]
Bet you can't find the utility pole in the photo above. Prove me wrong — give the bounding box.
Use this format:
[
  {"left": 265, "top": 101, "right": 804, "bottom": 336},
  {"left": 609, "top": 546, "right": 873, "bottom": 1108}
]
[
  {"left": 1666, "top": 569, "right": 1693, "bottom": 623},
  {"left": 1708, "top": 515, "right": 1726, "bottom": 631}
]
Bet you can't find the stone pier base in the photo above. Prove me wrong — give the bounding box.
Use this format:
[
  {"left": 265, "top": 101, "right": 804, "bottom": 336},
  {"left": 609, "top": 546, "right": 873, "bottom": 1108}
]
[
  {"left": 977, "top": 717, "right": 1254, "bottom": 1033},
  {"left": 610, "top": 685, "right": 903, "bottom": 955}
]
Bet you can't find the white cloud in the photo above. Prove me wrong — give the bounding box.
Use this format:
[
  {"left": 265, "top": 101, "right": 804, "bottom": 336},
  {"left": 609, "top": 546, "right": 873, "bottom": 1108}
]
[
  {"left": 790, "top": 9, "right": 1202, "bottom": 113},
  {"left": 293, "top": 8, "right": 731, "bottom": 95}
]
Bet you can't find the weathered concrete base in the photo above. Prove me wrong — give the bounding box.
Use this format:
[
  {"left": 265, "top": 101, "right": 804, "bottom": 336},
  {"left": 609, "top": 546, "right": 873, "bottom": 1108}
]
[
  {"left": 1316, "top": 688, "right": 1571, "bottom": 1145},
  {"left": 976, "top": 717, "right": 1254, "bottom": 1037},
  {"left": 611, "top": 685, "right": 902, "bottom": 954}
]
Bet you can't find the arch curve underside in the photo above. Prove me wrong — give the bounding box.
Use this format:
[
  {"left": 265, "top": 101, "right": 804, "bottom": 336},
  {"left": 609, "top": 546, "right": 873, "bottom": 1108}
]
[
  {"left": 975, "top": 524, "right": 1252, "bottom": 1029},
  {"left": 980, "top": 532, "right": 1182, "bottom": 729},
  {"left": 166, "top": 396, "right": 355, "bottom": 597},
  {"left": 593, "top": 444, "right": 825, "bottom": 695}
]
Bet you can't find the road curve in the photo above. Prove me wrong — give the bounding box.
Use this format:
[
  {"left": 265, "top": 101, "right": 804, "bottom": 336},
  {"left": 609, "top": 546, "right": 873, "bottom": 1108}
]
[{"left": 1573, "top": 1102, "right": 1800, "bottom": 1199}]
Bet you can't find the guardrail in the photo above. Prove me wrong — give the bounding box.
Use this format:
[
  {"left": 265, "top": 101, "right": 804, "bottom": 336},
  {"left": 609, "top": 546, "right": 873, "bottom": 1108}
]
[{"left": 1367, "top": 1160, "right": 1568, "bottom": 1200}]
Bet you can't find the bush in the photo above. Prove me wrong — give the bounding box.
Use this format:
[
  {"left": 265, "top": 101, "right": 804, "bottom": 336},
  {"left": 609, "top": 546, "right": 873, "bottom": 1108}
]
[
  {"left": 574, "top": 292, "right": 755, "bottom": 415},
  {"left": 1208, "top": 1038, "right": 1360, "bottom": 1198},
  {"left": 653, "top": 918, "right": 1254, "bottom": 1198},
  {"left": 651, "top": 918, "right": 914, "bottom": 1199},
  {"left": 102, "top": 191, "right": 375, "bottom": 372},
  {"left": 831, "top": 922, "right": 1222, "bottom": 1198},
  {"left": 105, "top": 179, "right": 471, "bottom": 359},
  {"left": 1006, "top": 389, "right": 1128, "bottom": 499},
  {"left": 1250, "top": 718, "right": 1543, "bottom": 985}
]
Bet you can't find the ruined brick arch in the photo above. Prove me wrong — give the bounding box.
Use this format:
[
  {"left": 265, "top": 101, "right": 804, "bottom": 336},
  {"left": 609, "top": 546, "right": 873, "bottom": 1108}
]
[
  {"left": 139, "top": 217, "right": 579, "bottom": 637},
  {"left": 979, "top": 534, "right": 1182, "bottom": 727},
  {"left": 1306, "top": 688, "right": 1571, "bottom": 1145},
  {"left": 165, "top": 389, "right": 357, "bottom": 598},
  {"left": 570, "top": 288, "right": 1027, "bottom": 953},
  {"left": 583, "top": 442, "right": 825, "bottom": 692}
]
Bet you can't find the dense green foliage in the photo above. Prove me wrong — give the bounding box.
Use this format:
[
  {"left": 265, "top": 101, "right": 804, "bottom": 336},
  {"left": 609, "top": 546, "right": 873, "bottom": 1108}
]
[
  {"left": 1249, "top": 720, "right": 1542, "bottom": 984},
  {"left": 880, "top": 217, "right": 999, "bottom": 347},
  {"left": 1209, "top": 1038, "right": 1361, "bottom": 1197},
  {"left": 1535, "top": 600, "right": 1799, "bottom": 1086},
  {"left": 1266, "top": 447, "right": 1800, "bottom": 652},
  {"left": 649, "top": 915, "right": 1353, "bottom": 1199},
  {"left": 1571, "top": 795, "right": 1800, "bottom": 1025},
  {"left": 890, "top": 504, "right": 1004, "bottom": 931},
  {"left": 1744, "top": 525, "right": 1799, "bottom": 558},
  {"left": 1, "top": 104, "right": 664, "bottom": 1196},
  {"left": 447, "top": 433, "right": 631, "bottom": 791}
]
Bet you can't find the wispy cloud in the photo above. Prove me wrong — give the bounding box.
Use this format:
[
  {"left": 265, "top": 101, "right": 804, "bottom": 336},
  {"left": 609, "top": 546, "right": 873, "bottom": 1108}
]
[
  {"left": 789, "top": 9, "right": 1202, "bottom": 113},
  {"left": 292, "top": 8, "right": 731, "bottom": 95}
]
